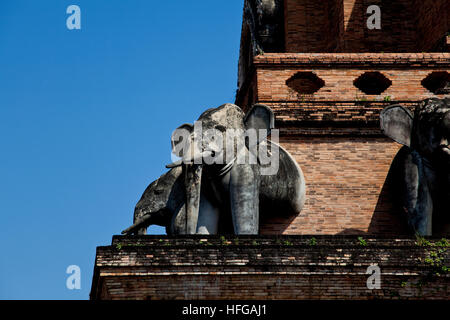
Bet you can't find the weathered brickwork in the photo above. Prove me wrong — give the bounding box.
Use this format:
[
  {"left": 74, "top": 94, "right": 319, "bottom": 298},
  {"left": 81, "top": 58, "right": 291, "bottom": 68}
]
[
  {"left": 238, "top": 53, "right": 450, "bottom": 115},
  {"left": 257, "top": 64, "right": 446, "bottom": 102},
  {"left": 284, "top": 0, "right": 344, "bottom": 53},
  {"left": 284, "top": 0, "right": 449, "bottom": 53},
  {"left": 91, "top": 236, "right": 450, "bottom": 300},
  {"left": 237, "top": 53, "right": 450, "bottom": 236},
  {"left": 268, "top": 101, "right": 417, "bottom": 127},
  {"left": 261, "top": 137, "right": 405, "bottom": 235},
  {"left": 414, "top": 0, "right": 450, "bottom": 51}
]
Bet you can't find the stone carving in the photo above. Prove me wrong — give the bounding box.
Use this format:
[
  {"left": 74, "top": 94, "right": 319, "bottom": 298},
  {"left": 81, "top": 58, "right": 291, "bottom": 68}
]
[
  {"left": 243, "top": 0, "right": 284, "bottom": 54},
  {"left": 381, "top": 98, "right": 450, "bottom": 235},
  {"left": 122, "top": 103, "right": 306, "bottom": 235}
]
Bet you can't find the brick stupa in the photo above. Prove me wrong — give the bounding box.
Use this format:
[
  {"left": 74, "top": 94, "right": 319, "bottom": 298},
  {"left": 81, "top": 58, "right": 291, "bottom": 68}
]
[
  {"left": 236, "top": 0, "right": 450, "bottom": 235},
  {"left": 91, "top": 1, "right": 450, "bottom": 300}
]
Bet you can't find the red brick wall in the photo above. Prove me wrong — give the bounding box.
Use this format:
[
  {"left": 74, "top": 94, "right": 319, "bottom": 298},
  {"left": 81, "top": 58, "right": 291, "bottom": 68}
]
[
  {"left": 241, "top": 53, "right": 449, "bottom": 129},
  {"left": 284, "top": 0, "right": 448, "bottom": 53},
  {"left": 254, "top": 53, "right": 449, "bottom": 103},
  {"left": 237, "top": 53, "right": 450, "bottom": 236},
  {"left": 284, "top": 0, "right": 344, "bottom": 52},
  {"left": 414, "top": 0, "right": 450, "bottom": 51},
  {"left": 257, "top": 66, "right": 443, "bottom": 102},
  {"left": 260, "top": 137, "right": 406, "bottom": 235},
  {"left": 341, "top": 0, "right": 417, "bottom": 52}
]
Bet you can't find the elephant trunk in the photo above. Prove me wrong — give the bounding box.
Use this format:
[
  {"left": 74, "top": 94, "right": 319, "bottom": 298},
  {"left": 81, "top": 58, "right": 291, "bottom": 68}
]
[{"left": 184, "top": 163, "right": 203, "bottom": 234}]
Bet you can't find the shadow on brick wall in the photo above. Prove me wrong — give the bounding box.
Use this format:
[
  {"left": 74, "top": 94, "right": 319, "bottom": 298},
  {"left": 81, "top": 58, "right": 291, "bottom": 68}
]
[
  {"left": 367, "top": 154, "right": 409, "bottom": 236},
  {"left": 345, "top": 0, "right": 417, "bottom": 52}
]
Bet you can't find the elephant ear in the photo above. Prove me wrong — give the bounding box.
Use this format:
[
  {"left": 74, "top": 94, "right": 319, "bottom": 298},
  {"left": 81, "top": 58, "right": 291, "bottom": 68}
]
[
  {"left": 244, "top": 104, "right": 275, "bottom": 144},
  {"left": 171, "top": 123, "right": 193, "bottom": 158},
  {"left": 380, "top": 105, "right": 414, "bottom": 147}
]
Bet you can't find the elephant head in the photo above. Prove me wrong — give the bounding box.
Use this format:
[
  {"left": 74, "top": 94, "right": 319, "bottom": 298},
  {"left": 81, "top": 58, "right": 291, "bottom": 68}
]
[
  {"left": 166, "top": 103, "right": 275, "bottom": 235},
  {"left": 380, "top": 98, "right": 450, "bottom": 235},
  {"left": 381, "top": 98, "right": 450, "bottom": 166},
  {"left": 168, "top": 104, "right": 274, "bottom": 168}
]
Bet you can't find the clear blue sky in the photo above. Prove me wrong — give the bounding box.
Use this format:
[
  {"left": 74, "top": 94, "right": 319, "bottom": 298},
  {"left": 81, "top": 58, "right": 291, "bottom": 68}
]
[{"left": 0, "top": 0, "right": 243, "bottom": 299}]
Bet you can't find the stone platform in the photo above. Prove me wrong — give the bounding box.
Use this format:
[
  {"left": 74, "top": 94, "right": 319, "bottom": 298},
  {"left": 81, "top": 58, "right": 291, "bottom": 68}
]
[{"left": 90, "top": 235, "right": 449, "bottom": 300}]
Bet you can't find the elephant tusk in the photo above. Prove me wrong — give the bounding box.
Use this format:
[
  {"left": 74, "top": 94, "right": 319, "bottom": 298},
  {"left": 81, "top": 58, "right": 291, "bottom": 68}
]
[
  {"left": 166, "top": 159, "right": 183, "bottom": 169},
  {"left": 166, "top": 150, "right": 215, "bottom": 169}
]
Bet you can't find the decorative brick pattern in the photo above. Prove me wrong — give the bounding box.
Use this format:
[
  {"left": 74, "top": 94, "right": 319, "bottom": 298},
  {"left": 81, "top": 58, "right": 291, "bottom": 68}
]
[
  {"left": 237, "top": 53, "right": 450, "bottom": 118},
  {"left": 268, "top": 101, "right": 416, "bottom": 126},
  {"left": 254, "top": 53, "right": 450, "bottom": 104},
  {"left": 90, "top": 236, "right": 450, "bottom": 300}
]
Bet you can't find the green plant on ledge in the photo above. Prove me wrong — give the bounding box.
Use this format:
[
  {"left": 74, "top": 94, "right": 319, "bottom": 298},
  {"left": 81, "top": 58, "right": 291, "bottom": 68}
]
[
  {"left": 308, "top": 237, "right": 317, "bottom": 246},
  {"left": 415, "top": 234, "right": 432, "bottom": 247},
  {"left": 219, "top": 236, "right": 228, "bottom": 245},
  {"left": 116, "top": 241, "right": 148, "bottom": 250},
  {"left": 357, "top": 236, "right": 367, "bottom": 246},
  {"left": 415, "top": 235, "right": 449, "bottom": 276}
]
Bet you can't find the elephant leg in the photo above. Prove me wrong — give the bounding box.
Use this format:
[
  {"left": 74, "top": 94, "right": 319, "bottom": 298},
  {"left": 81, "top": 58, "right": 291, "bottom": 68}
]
[
  {"left": 170, "top": 203, "right": 186, "bottom": 235},
  {"left": 136, "top": 227, "right": 147, "bottom": 235},
  {"left": 229, "top": 163, "right": 260, "bottom": 235},
  {"left": 196, "top": 194, "right": 220, "bottom": 235},
  {"left": 401, "top": 150, "right": 433, "bottom": 236},
  {"left": 184, "top": 164, "right": 203, "bottom": 234}
]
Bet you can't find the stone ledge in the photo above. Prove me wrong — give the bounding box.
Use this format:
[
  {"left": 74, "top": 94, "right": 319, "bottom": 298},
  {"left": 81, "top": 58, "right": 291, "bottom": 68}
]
[
  {"left": 254, "top": 53, "right": 450, "bottom": 68},
  {"left": 109, "top": 234, "right": 425, "bottom": 247},
  {"left": 91, "top": 235, "right": 449, "bottom": 300}
]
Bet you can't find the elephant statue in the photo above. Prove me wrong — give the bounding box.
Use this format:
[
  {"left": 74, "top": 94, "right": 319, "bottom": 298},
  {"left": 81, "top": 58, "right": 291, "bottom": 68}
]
[
  {"left": 380, "top": 98, "right": 450, "bottom": 236},
  {"left": 122, "top": 103, "right": 306, "bottom": 235}
]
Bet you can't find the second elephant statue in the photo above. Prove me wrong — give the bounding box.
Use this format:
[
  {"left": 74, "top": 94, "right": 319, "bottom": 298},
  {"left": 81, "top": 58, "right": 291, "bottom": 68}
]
[{"left": 381, "top": 98, "right": 450, "bottom": 235}]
